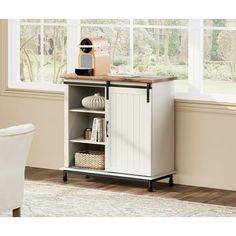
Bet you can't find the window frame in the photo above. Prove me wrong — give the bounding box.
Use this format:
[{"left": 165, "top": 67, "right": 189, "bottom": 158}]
[
  {"left": 78, "top": 20, "right": 189, "bottom": 80},
  {"left": 175, "top": 19, "right": 236, "bottom": 103},
  {"left": 7, "top": 19, "right": 236, "bottom": 103},
  {"left": 8, "top": 19, "right": 66, "bottom": 92}
]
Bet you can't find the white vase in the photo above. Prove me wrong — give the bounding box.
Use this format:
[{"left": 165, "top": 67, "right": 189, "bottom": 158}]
[{"left": 82, "top": 93, "right": 105, "bottom": 110}]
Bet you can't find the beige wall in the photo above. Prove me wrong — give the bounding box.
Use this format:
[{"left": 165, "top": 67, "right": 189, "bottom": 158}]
[
  {"left": 175, "top": 101, "right": 236, "bottom": 190},
  {"left": 0, "top": 20, "right": 64, "bottom": 170},
  {"left": 0, "top": 95, "right": 64, "bottom": 169},
  {"left": 1, "top": 20, "right": 236, "bottom": 191}
]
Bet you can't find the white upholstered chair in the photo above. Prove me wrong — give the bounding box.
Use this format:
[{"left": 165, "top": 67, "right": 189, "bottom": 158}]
[{"left": 0, "top": 124, "right": 34, "bottom": 217}]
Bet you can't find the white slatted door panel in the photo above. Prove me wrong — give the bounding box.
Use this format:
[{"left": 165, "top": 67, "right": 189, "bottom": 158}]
[{"left": 106, "top": 87, "right": 151, "bottom": 176}]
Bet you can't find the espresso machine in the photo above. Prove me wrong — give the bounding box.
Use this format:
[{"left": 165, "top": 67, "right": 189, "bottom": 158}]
[{"left": 75, "top": 37, "right": 110, "bottom": 76}]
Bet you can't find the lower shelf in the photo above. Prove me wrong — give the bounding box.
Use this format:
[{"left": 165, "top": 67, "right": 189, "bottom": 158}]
[{"left": 62, "top": 166, "right": 176, "bottom": 181}]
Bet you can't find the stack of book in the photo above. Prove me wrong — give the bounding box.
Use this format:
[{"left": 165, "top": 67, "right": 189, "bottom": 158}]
[{"left": 91, "top": 117, "right": 105, "bottom": 142}]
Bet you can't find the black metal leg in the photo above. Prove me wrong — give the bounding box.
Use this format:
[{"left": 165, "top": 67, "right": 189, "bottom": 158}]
[
  {"left": 169, "top": 174, "right": 174, "bottom": 187},
  {"left": 63, "top": 170, "right": 68, "bottom": 182},
  {"left": 148, "top": 180, "right": 153, "bottom": 192}
]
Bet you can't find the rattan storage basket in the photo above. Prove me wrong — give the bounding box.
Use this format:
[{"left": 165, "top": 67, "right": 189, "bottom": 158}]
[{"left": 74, "top": 150, "right": 105, "bottom": 170}]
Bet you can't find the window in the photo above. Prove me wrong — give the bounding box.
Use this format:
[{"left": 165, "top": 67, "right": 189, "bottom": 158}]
[
  {"left": 204, "top": 20, "right": 236, "bottom": 95},
  {"left": 8, "top": 19, "right": 236, "bottom": 102},
  {"left": 9, "top": 19, "right": 188, "bottom": 93},
  {"left": 79, "top": 19, "right": 188, "bottom": 92},
  {"left": 9, "top": 19, "right": 67, "bottom": 91},
  {"left": 133, "top": 19, "right": 188, "bottom": 92}
]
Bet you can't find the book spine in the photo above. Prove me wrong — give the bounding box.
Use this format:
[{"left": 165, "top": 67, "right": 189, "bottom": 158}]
[
  {"left": 97, "top": 118, "right": 103, "bottom": 142},
  {"left": 91, "top": 118, "right": 97, "bottom": 142},
  {"left": 102, "top": 118, "right": 105, "bottom": 142},
  {"left": 91, "top": 117, "right": 106, "bottom": 142}
]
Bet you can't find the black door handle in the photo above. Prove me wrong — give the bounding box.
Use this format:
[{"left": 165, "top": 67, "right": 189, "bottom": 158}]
[{"left": 106, "top": 121, "right": 109, "bottom": 138}]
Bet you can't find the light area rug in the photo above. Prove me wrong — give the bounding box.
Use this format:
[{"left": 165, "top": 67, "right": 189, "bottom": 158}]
[{"left": 1, "top": 180, "right": 236, "bottom": 217}]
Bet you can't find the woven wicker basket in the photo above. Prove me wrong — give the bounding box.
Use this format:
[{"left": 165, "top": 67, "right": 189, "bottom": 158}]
[{"left": 75, "top": 150, "right": 105, "bottom": 170}]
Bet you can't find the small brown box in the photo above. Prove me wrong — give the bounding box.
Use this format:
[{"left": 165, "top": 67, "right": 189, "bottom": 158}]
[{"left": 84, "top": 128, "right": 92, "bottom": 140}]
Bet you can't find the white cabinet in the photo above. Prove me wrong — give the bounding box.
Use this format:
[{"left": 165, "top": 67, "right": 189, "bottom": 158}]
[{"left": 63, "top": 75, "right": 175, "bottom": 191}]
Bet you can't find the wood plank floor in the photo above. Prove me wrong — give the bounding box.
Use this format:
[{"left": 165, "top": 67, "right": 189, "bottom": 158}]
[{"left": 25, "top": 167, "right": 236, "bottom": 207}]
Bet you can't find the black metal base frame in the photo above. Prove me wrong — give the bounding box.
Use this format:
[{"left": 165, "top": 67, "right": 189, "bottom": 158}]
[
  {"left": 62, "top": 170, "right": 174, "bottom": 192},
  {"left": 147, "top": 174, "right": 174, "bottom": 192}
]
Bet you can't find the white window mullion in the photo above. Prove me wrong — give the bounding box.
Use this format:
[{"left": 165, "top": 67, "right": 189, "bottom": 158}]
[
  {"left": 8, "top": 19, "right": 21, "bottom": 87},
  {"left": 40, "top": 19, "right": 44, "bottom": 82},
  {"left": 188, "top": 19, "right": 204, "bottom": 94},
  {"left": 67, "top": 19, "right": 80, "bottom": 73},
  {"left": 129, "top": 19, "right": 134, "bottom": 73}
]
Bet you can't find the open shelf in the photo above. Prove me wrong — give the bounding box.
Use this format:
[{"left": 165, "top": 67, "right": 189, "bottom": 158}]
[
  {"left": 69, "top": 138, "right": 105, "bottom": 146},
  {"left": 70, "top": 108, "right": 105, "bottom": 114}
]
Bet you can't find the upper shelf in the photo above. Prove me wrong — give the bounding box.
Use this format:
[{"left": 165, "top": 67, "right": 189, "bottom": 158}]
[
  {"left": 70, "top": 138, "right": 105, "bottom": 146},
  {"left": 61, "top": 73, "right": 176, "bottom": 84}
]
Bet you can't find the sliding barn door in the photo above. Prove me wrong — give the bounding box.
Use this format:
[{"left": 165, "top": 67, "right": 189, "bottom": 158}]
[{"left": 105, "top": 87, "right": 151, "bottom": 176}]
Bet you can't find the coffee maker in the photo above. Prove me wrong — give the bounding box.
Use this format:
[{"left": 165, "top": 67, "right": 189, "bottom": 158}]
[{"left": 75, "top": 37, "right": 110, "bottom": 76}]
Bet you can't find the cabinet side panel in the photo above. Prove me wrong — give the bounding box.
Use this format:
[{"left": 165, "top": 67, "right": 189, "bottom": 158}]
[
  {"left": 64, "top": 85, "right": 69, "bottom": 167},
  {"left": 151, "top": 81, "right": 175, "bottom": 176}
]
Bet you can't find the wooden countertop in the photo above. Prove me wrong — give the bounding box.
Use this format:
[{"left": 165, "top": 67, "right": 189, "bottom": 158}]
[{"left": 62, "top": 73, "right": 176, "bottom": 84}]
